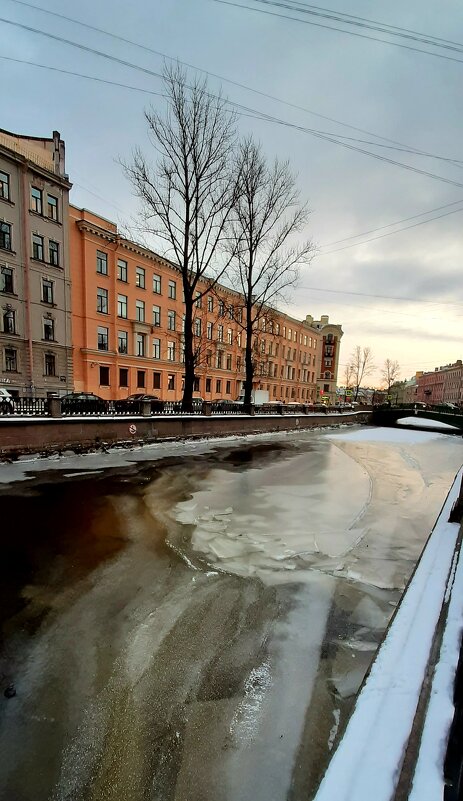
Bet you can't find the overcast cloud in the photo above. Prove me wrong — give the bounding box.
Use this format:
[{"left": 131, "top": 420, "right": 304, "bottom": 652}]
[{"left": 1, "top": 0, "right": 461, "bottom": 383}]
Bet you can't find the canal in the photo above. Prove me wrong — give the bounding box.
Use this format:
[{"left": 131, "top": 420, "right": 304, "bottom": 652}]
[{"left": 0, "top": 425, "right": 462, "bottom": 801}]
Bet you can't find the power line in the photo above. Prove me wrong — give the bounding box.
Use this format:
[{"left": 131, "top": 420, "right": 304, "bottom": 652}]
[
  {"left": 251, "top": 0, "right": 463, "bottom": 55},
  {"left": 320, "top": 198, "right": 463, "bottom": 246},
  {"left": 298, "top": 285, "right": 463, "bottom": 307},
  {"left": 212, "top": 0, "right": 463, "bottom": 65},
  {"left": 3, "top": 49, "right": 462, "bottom": 196},
  {"left": 276, "top": 0, "right": 463, "bottom": 51},
  {"left": 317, "top": 205, "right": 463, "bottom": 254},
  {"left": 7, "top": 0, "right": 461, "bottom": 166}
]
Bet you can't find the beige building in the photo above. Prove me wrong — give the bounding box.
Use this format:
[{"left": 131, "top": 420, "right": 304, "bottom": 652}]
[
  {"left": 306, "top": 315, "right": 344, "bottom": 404},
  {"left": 0, "top": 129, "right": 73, "bottom": 397}
]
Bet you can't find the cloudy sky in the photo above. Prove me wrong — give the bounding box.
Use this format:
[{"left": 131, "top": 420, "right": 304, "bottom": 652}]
[{"left": 1, "top": 0, "right": 462, "bottom": 384}]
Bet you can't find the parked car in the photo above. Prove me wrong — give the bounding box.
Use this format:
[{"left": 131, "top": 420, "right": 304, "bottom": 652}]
[
  {"left": 125, "top": 393, "right": 164, "bottom": 412},
  {"left": 0, "top": 388, "right": 14, "bottom": 413},
  {"left": 61, "top": 392, "right": 107, "bottom": 413}
]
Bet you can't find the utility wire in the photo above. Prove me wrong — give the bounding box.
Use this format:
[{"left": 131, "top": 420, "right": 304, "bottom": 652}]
[
  {"left": 318, "top": 205, "right": 463, "bottom": 254},
  {"left": 251, "top": 0, "right": 463, "bottom": 55},
  {"left": 320, "top": 198, "right": 463, "bottom": 246},
  {"left": 4, "top": 0, "right": 462, "bottom": 168},
  {"left": 273, "top": 0, "right": 463, "bottom": 50},
  {"left": 298, "top": 286, "right": 463, "bottom": 307},
  {"left": 212, "top": 0, "right": 463, "bottom": 65}
]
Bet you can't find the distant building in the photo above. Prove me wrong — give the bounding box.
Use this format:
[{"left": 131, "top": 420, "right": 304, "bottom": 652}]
[
  {"left": 0, "top": 128, "right": 73, "bottom": 397},
  {"left": 306, "top": 314, "right": 344, "bottom": 405},
  {"left": 69, "top": 206, "right": 343, "bottom": 402},
  {"left": 416, "top": 360, "right": 462, "bottom": 405}
]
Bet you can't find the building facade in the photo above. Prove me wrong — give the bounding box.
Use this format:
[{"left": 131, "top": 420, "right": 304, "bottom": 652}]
[
  {"left": 306, "top": 314, "right": 344, "bottom": 405},
  {"left": 70, "top": 206, "right": 343, "bottom": 403},
  {"left": 416, "top": 361, "right": 463, "bottom": 406},
  {"left": 0, "top": 129, "right": 73, "bottom": 397}
]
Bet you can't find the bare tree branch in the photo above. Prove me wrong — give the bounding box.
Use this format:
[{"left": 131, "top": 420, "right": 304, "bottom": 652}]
[{"left": 227, "top": 137, "right": 315, "bottom": 406}]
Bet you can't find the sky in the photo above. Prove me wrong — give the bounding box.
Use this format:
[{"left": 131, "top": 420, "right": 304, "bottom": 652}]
[{"left": 1, "top": 0, "right": 462, "bottom": 385}]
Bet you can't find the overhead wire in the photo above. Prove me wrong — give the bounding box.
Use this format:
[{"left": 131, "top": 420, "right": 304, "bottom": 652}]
[
  {"left": 250, "top": 0, "right": 463, "bottom": 55},
  {"left": 3, "top": 0, "right": 463, "bottom": 169},
  {"left": 5, "top": 14, "right": 463, "bottom": 194},
  {"left": 212, "top": 0, "right": 463, "bottom": 65}
]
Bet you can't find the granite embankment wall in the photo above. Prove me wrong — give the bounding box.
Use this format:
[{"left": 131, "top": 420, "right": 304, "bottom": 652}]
[{"left": 0, "top": 411, "right": 371, "bottom": 459}]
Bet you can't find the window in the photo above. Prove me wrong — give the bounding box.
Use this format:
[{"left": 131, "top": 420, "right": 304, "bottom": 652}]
[
  {"left": 206, "top": 377, "right": 211, "bottom": 393},
  {"left": 283, "top": 326, "right": 286, "bottom": 338},
  {"left": 153, "top": 371, "right": 161, "bottom": 390},
  {"left": 207, "top": 295, "right": 214, "bottom": 312},
  {"left": 31, "top": 187, "right": 43, "bottom": 214},
  {"left": 117, "top": 294, "right": 127, "bottom": 318},
  {"left": 167, "top": 310, "right": 176, "bottom": 331},
  {"left": 216, "top": 379, "right": 222, "bottom": 393},
  {"left": 0, "top": 171, "right": 10, "bottom": 200},
  {"left": 324, "top": 371, "right": 332, "bottom": 379},
  {"left": 227, "top": 328, "right": 233, "bottom": 345},
  {"left": 226, "top": 380, "right": 231, "bottom": 394},
  {"left": 325, "top": 358, "right": 332, "bottom": 367},
  {"left": 207, "top": 321, "right": 213, "bottom": 340},
  {"left": 137, "top": 370, "right": 146, "bottom": 388},
  {"left": 96, "top": 251, "right": 108, "bottom": 274},
  {"left": 118, "top": 330, "right": 128, "bottom": 354},
  {"left": 136, "top": 267, "right": 145, "bottom": 288},
  {"left": 167, "top": 340, "right": 176, "bottom": 361},
  {"left": 218, "top": 300, "right": 225, "bottom": 316},
  {"left": 226, "top": 354, "right": 232, "bottom": 371},
  {"left": 194, "top": 291, "right": 202, "bottom": 309},
  {"left": 168, "top": 280, "right": 176, "bottom": 299},
  {"left": 324, "top": 383, "right": 329, "bottom": 392},
  {"left": 236, "top": 356, "right": 241, "bottom": 372},
  {"left": 32, "top": 233, "right": 44, "bottom": 260},
  {"left": 5, "top": 347, "right": 17, "bottom": 371},
  {"left": 288, "top": 328, "right": 291, "bottom": 340},
  {"left": 216, "top": 351, "right": 223, "bottom": 369},
  {"left": 48, "top": 239, "right": 59, "bottom": 267},
  {"left": 117, "top": 259, "right": 128, "bottom": 282},
  {"left": 1, "top": 266, "right": 13, "bottom": 293},
  {"left": 261, "top": 340, "right": 266, "bottom": 354},
  {"left": 3, "top": 309, "right": 15, "bottom": 334},
  {"left": 152, "top": 305, "right": 161, "bottom": 326},
  {"left": 99, "top": 366, "right": 110, "bottom": 386},
  {"left": 206, "top": 351, "right": 212, "bottom": 367},
  {"left": 153, "top": 273, "right": 161, "bottom": 294},
  {"left": 136, "top": 333, "right": 146, "bottom": 357},
  {"left": 97, "top": 326, "right": 109, "bottom": 350},
  {"left": 41, "top": 278, "right": 54, "bottom": 304},
  {"left": 44, "top": 352, "right": 56, "bottom": 376},
  {"left": 152, "top": 337, "right": 160, "bottom": 359},
  {"left": 217, "top": 325, "right": 223, "bottom": 343},
  {"left": 47, "top": 194, "right": 58, "bottom": 221},
  {"left": 167, "top": 373, "right": 175, "bottom": 390},
  {"left": 0, "top": 222, "right": 12, "bottom": 251},
  {"left": 97, "top": 287, "right": 109, "bottom": 314},
  {"left": 194, "top": 318, "right": 201, "bottom": 336},
  {"left": 43, "top": 317, "right": 55, "bottom": 341},
  {"left": 135, "top": 300, "right": 145, "bottom": 322},
  {"left": 119, "top": 367, "right": 128, "bottom": 387}
]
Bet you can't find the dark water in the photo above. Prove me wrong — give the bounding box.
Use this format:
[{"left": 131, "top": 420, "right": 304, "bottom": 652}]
[{"left": 0, "top": 429, "right": 461, "bottom": 800}]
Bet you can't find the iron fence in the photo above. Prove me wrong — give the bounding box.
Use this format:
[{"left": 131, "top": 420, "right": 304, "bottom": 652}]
[{"left": 0, "top": 397, "right": 49, "bottom": 416}]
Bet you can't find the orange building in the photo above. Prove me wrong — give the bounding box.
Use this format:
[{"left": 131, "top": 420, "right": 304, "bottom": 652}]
[{"left": 70, "top": 206, "right": 342, "bottom": 402}]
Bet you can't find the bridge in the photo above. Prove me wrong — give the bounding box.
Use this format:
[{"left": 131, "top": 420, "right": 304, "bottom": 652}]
[{"left": 372, "top": 404, "right": 463, "bottom": 431}]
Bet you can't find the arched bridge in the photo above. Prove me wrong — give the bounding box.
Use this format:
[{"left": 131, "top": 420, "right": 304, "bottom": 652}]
[{"left": 372, "top": 404, "right": 463, "bottom": 431}]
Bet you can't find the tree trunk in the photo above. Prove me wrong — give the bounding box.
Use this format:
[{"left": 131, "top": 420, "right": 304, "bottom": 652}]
[
  {"left": 182, "top": 292, "right": 194, "bottom": 412},
  {"left": 243, "top": 305, "right": 254, "bottom": 410}
]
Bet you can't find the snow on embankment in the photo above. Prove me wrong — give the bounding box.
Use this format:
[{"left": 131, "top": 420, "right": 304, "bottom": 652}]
[{"left": 314, "top": 466, "right": 463, "bottom": 801}]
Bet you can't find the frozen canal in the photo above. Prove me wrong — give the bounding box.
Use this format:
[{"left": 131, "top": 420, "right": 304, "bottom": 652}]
[{"left": 0, "top": 425, "right": 462, "bottom": 801}]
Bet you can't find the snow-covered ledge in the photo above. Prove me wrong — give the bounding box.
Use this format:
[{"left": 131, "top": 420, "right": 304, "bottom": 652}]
[{"left": 314, "top": 467, "right": 463, "bottom": 801}]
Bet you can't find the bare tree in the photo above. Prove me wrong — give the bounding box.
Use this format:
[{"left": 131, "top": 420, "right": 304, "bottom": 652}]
[
  {"left": 381, "top": 358, "right": 400, "bottom": 392},
  {"left": 228, "top": 138, "right": 315, "bottom": 407},
  {"left": 123, "top": 64, "right": 238, "bottom": 410},
  {"left": 343, "top": 362, "right": 354, "bottom": 392},
  {"left": 349, "top": 346, "right": 375, "bottom": 400}
]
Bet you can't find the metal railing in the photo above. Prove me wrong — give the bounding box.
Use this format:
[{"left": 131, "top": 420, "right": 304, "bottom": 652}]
[{"left": 0, "top": 397, "right": 49, "bottom": 416}]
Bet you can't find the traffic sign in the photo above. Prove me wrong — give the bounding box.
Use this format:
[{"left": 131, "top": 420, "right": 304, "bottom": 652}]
[{"left": 345, "top": 389, "right": 352, "bottom": 396}]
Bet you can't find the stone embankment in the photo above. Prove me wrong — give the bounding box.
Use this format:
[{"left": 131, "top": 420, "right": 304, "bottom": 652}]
[{"left": 0, "top": 410, "right": 371, "bottom": 460}]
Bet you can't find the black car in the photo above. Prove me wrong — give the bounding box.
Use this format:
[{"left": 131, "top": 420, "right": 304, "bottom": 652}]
[
  {"left": 124, "top": 394, "right": 164, "bottom": 412},
  {"left": 61, "top": 392, "right": 107, "bottom": 414}
]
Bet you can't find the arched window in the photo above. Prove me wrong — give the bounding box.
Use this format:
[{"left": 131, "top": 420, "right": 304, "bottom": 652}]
[{"left": 324, "top": 371, "right": 331, "bottom": 379}]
